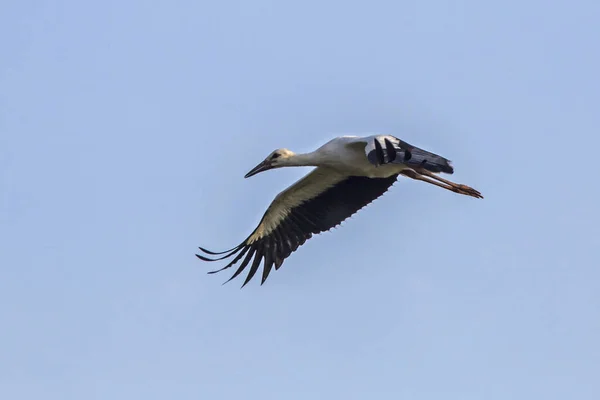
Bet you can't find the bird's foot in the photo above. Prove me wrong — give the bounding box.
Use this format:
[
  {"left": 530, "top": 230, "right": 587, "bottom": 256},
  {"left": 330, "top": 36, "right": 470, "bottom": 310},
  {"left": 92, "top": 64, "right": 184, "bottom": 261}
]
[{"left": 454, "top": 184, "right": 483, "bottom": 199}]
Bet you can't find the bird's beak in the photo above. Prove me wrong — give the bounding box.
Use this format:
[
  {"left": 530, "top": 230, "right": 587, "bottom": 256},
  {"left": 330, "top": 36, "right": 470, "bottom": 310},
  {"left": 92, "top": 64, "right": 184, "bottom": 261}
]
[{"left": 244, "top": 159, "right": 273, "bottom": 178}]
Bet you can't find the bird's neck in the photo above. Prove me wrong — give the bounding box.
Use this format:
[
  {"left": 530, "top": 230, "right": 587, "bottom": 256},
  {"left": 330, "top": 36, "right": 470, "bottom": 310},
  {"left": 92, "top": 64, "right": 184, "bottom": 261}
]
[{"left": 285, "top": 152, "right": 323, "bottom": 167}]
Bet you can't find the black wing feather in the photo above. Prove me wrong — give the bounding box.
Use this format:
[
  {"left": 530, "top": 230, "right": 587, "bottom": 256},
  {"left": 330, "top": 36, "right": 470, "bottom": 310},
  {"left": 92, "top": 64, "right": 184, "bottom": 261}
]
[
  {"left": 367, "top": 136, "right": 454, "bottom": 174},
  {"left": 261, "top": 238, "right": 275, "bottom": 284},
  {"left": 197, "top": 174, "right": 398, "bottom": 287}
]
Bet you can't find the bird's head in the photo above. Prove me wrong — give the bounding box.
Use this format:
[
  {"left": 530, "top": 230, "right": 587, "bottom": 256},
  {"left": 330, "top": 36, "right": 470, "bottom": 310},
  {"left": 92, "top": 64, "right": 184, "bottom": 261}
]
[{"left": 245, "top": 148, "right": 296, "bottom": 178}]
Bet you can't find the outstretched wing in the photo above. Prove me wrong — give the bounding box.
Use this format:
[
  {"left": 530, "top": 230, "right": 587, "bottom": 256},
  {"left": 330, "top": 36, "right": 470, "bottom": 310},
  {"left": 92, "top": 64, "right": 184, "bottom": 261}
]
[
  {"left": 364, "top": 135, "right": 454, "bottom": 174},
  {"left": 197, "top": 167, "right": 399, "bottom": 287}
]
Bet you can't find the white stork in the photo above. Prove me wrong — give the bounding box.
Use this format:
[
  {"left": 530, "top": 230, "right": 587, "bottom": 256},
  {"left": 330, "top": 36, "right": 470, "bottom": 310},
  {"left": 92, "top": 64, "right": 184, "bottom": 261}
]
[{"left": 197, "top": 135, "right": 482, "bottom": 287}]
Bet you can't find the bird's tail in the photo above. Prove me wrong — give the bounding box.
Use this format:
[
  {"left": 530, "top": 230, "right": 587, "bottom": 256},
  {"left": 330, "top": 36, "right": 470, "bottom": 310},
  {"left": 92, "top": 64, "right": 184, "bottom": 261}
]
[
  {"left": 368, "top": 137, "right": 454, "bottom": 174},
  {"left": 399, "top": 141, "right": 454, "bottom": 174}
]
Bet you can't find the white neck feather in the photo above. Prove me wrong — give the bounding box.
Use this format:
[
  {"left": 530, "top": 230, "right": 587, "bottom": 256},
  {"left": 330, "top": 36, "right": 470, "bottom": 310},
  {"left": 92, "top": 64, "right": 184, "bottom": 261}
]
[{"left": 283, "top": 151, "right": 325, "bottom": 167}]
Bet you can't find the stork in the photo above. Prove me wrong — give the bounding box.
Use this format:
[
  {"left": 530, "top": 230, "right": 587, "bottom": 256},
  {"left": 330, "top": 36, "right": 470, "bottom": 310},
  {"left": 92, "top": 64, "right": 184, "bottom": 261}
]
[{"left": 197, "top": 135, "right": 482, "bottom": 287}]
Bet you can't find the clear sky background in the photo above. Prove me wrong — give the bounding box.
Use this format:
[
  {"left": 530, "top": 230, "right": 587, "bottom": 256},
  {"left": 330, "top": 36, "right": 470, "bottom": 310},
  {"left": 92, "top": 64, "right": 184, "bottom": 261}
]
[{"left": 1, "top": 1, "right": 599, "bottom": 399}]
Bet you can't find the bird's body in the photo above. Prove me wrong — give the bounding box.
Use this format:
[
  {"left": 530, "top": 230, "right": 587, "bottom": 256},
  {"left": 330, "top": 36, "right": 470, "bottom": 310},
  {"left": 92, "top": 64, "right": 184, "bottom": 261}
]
[
  {"left": 197, "top": 134, "right": 482, "bottom": 287},
  {"left": 307, "top": 135, "right": 403, "bottom": 177}
]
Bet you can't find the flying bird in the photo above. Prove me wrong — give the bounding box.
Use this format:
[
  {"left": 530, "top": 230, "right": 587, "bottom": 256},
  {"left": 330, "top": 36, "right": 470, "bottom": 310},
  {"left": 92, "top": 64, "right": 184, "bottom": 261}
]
[{"left": 197, "top": 135, "right": 482, "bottom": 287}]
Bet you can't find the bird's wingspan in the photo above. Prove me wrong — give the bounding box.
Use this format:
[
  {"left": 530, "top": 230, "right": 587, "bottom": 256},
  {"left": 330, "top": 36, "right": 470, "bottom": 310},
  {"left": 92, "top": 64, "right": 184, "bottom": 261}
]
[
  {"left": 196, "top": 167, "right": 399, "bottom": 287},
  {"left": 362, "top": 135, "right": 454, "bottom": 174}
]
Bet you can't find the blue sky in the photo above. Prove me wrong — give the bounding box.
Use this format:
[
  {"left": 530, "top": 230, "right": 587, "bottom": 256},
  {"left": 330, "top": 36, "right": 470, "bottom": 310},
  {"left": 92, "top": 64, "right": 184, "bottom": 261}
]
[{"left": 1, "top": 0, "right": 599, "bottom": 399}]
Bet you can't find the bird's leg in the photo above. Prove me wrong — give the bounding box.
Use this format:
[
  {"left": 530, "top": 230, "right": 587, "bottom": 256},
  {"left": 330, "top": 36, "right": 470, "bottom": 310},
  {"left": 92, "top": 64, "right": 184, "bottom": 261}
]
[
  {"left": 399, "top": 170, "right": 460, "bottom": 193},
  {"left": 400, "top": 170, "right": 483, "bottom": 199},
  {"left": 414, "top": 168, "right": 483, "bottom": 199}
]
